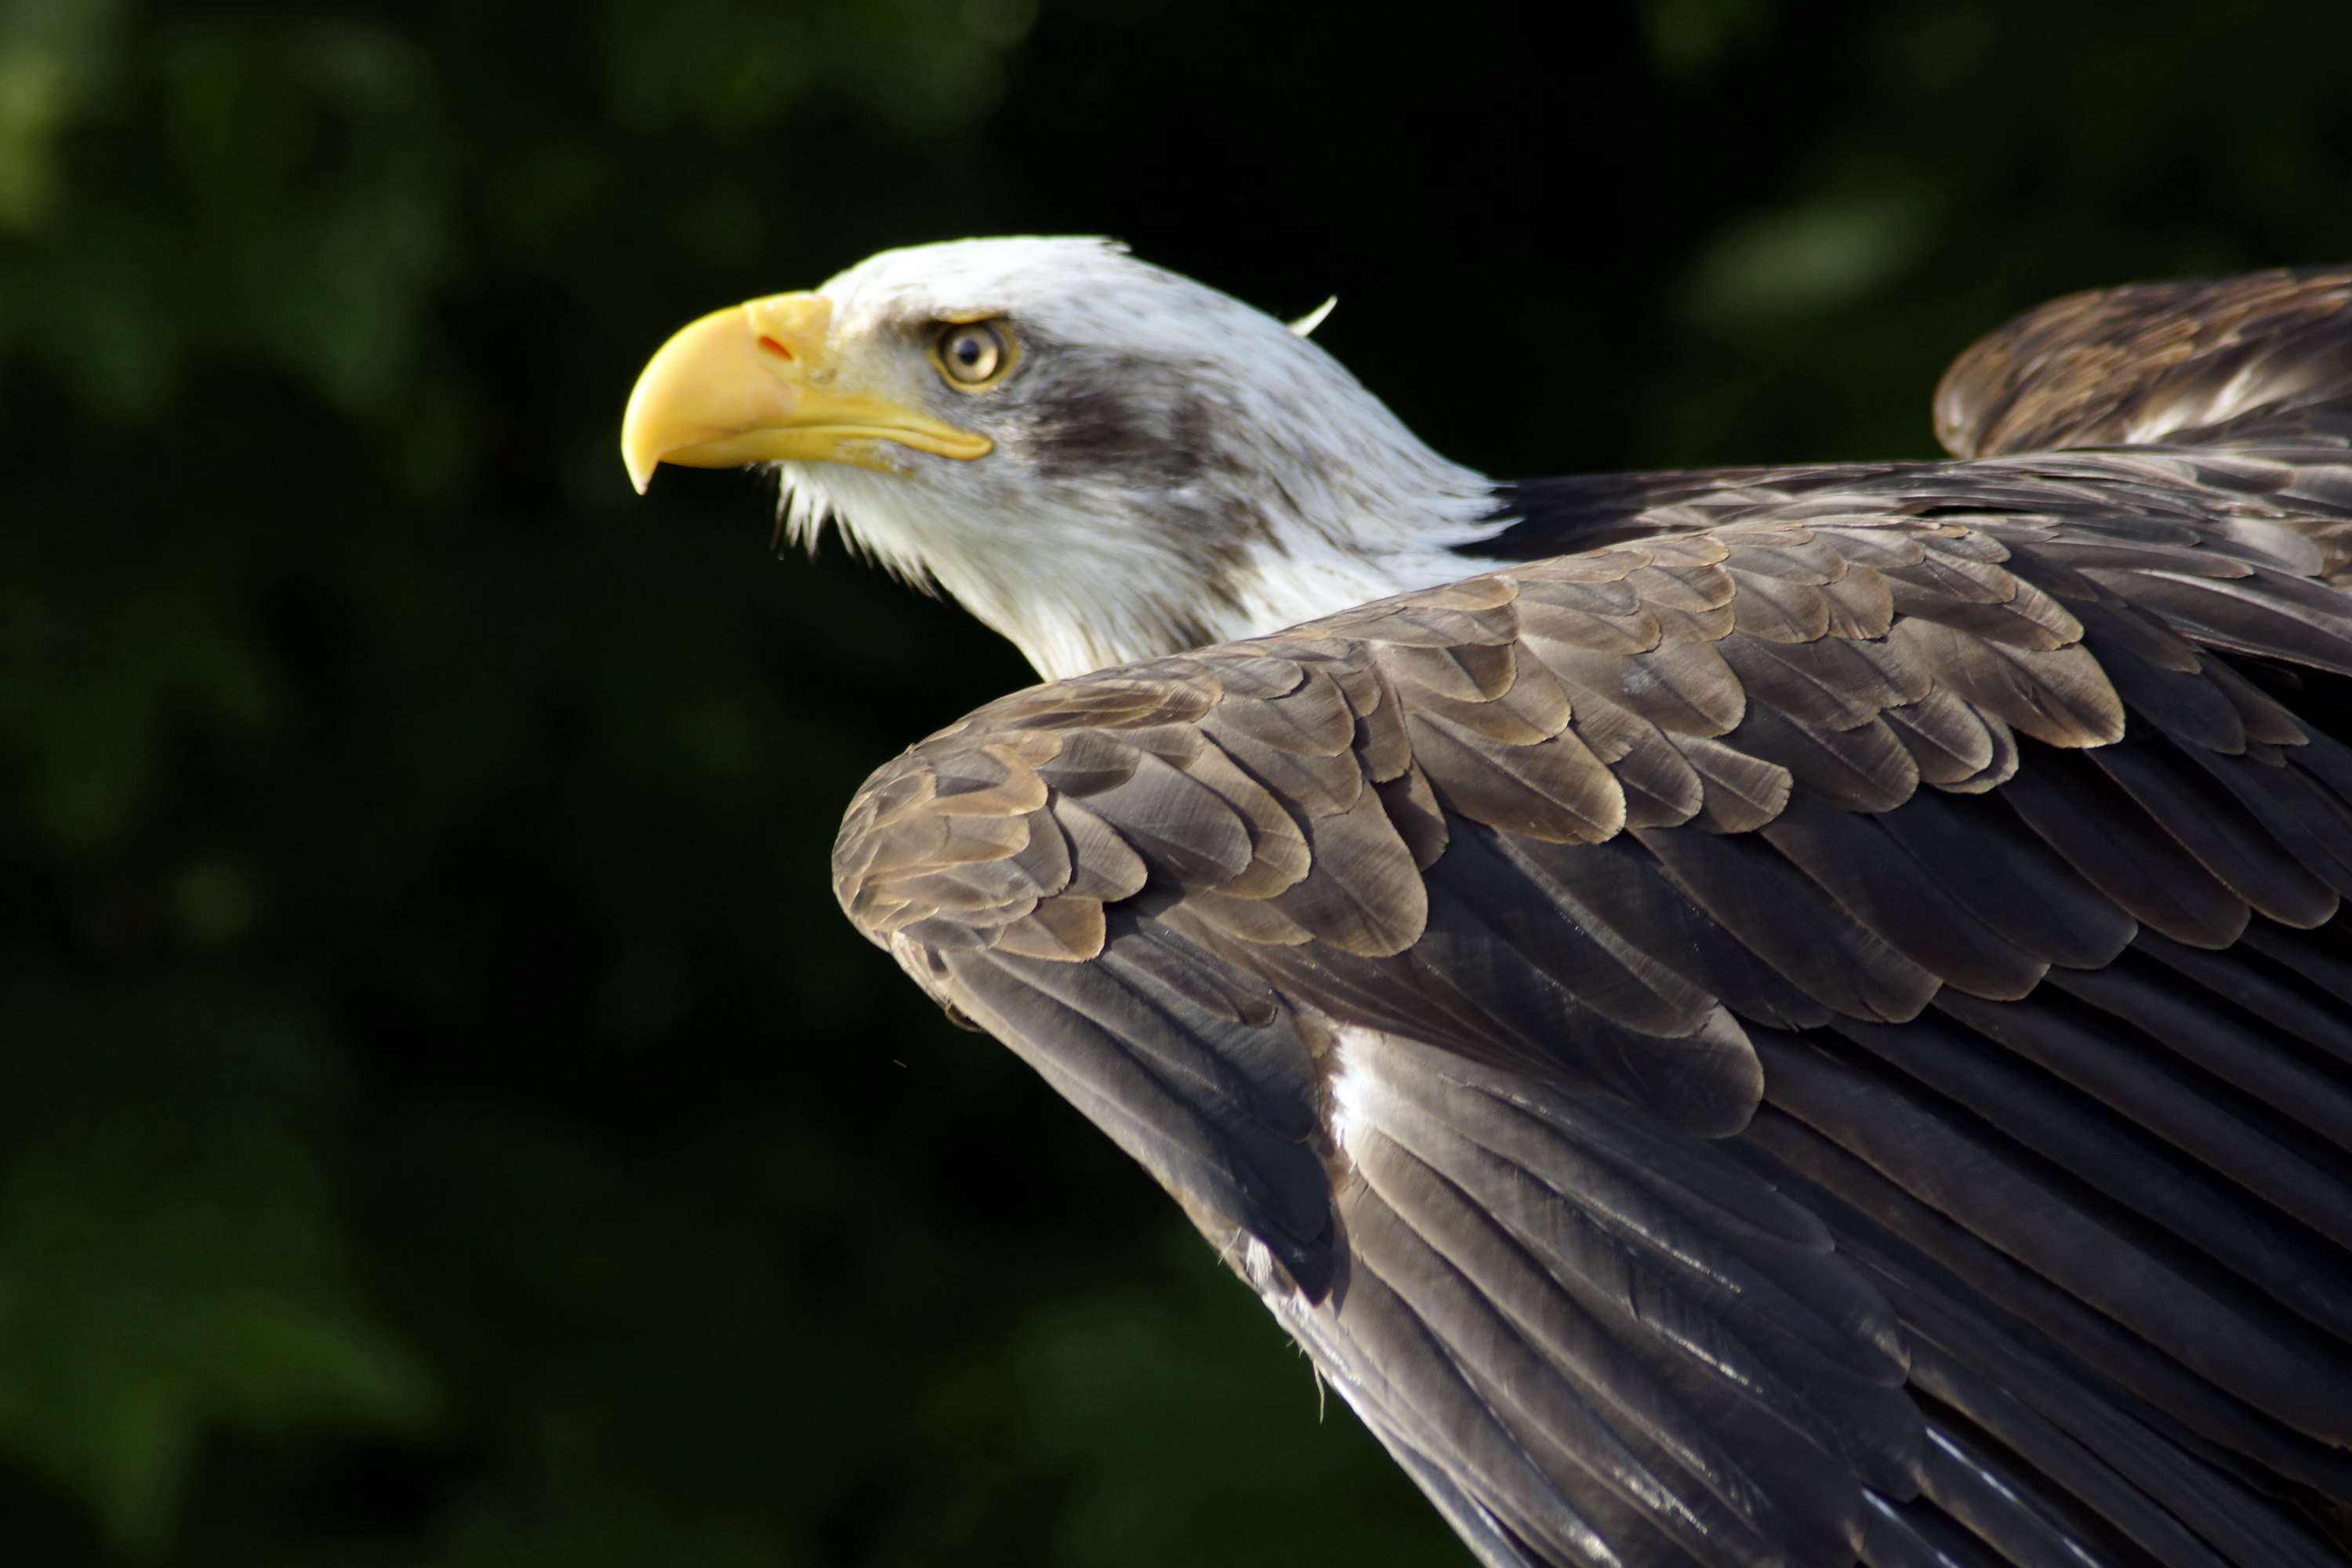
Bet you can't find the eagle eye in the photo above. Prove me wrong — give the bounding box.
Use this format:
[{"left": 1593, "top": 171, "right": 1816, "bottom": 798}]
[{"left": 935, "top": 321, "right": 1011, "bottom": 389}]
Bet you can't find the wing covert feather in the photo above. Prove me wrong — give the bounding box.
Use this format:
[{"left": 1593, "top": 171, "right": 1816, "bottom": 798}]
[{"left": 836, "top": 442, "right": 2352, "bottom": 1565}]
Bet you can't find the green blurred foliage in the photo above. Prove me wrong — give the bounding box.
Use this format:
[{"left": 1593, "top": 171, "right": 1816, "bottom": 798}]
[
  {"left": 1638, "top": 0, "right": 2352, "bottom": 465},
  {"left": 0, "top": 0, "right": 2347, "bottom": 1563}
]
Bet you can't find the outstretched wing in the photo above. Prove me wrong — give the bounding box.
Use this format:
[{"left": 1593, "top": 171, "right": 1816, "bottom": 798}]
[
  {"left": 1933, "top": 265, "right": 2352, "bottom": 460},
  {"left": 838, "top": 472, "right": 2352, "bottom": 1567},
  {"left": 1482, "top": 266, "right": 2352, "bottom": 588}
]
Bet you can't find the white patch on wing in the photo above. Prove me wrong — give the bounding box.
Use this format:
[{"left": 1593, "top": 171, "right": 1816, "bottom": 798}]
[{"left": 1327, "top": 1023, "right": 1396, "bottom": 1163}]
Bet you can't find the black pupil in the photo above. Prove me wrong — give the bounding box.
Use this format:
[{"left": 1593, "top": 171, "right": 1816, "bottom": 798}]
[{"left": 955, "top": 333, "right": 983, "bottom": 366}]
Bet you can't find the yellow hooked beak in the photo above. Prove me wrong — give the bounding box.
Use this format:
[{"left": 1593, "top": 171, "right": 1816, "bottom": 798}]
[{"left": 620, "top": 292, "right": 993, "bottom": 493}]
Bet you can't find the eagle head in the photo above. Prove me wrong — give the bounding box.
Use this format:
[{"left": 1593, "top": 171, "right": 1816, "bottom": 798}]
[{"left": 622, "top": 237, "right": 1497, "bottom": 680}]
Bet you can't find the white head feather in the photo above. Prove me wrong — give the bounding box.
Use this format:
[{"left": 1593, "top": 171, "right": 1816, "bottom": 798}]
[{"left": 773, "top": 238, "right": 1501, "bottom": 680}]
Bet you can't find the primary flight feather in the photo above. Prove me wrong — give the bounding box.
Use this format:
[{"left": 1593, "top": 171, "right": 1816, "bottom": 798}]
[{"left": 625, "top": 240, "right": 2352, "bottom": 1568}]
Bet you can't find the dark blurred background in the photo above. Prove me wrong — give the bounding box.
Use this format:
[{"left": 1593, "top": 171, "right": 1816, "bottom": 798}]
[{"left": 2, "top": 0, "right": 2349, "bottom": 1561}]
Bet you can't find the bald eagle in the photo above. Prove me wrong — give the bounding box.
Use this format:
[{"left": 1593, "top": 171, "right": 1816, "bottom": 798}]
[{"left": 625, "top": 241, "right": 2352, "bottom": 1568}]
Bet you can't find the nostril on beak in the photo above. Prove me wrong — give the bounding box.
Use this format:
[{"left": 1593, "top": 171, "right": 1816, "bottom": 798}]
[{"left": 757, "top": 336, "right": 793, "bottom": 361}]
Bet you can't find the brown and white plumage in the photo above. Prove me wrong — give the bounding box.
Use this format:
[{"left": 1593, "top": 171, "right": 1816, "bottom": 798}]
[{"left": 629, "top": 249, "right": 2352, "bottom": 1567}]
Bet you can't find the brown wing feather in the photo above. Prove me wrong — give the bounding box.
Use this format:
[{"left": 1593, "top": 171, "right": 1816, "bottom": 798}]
[
  {"left": 835, "top": 323, "right": 2352, "bottom": 1564},
  {"left": 1933, "top": 266, "right": 2352, "bottom": 462}
]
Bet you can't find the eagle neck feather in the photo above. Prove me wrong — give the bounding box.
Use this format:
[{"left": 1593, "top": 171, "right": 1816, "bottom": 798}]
[{"left": 775, "top": 437, "right": 1503, "bottom": 681}]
